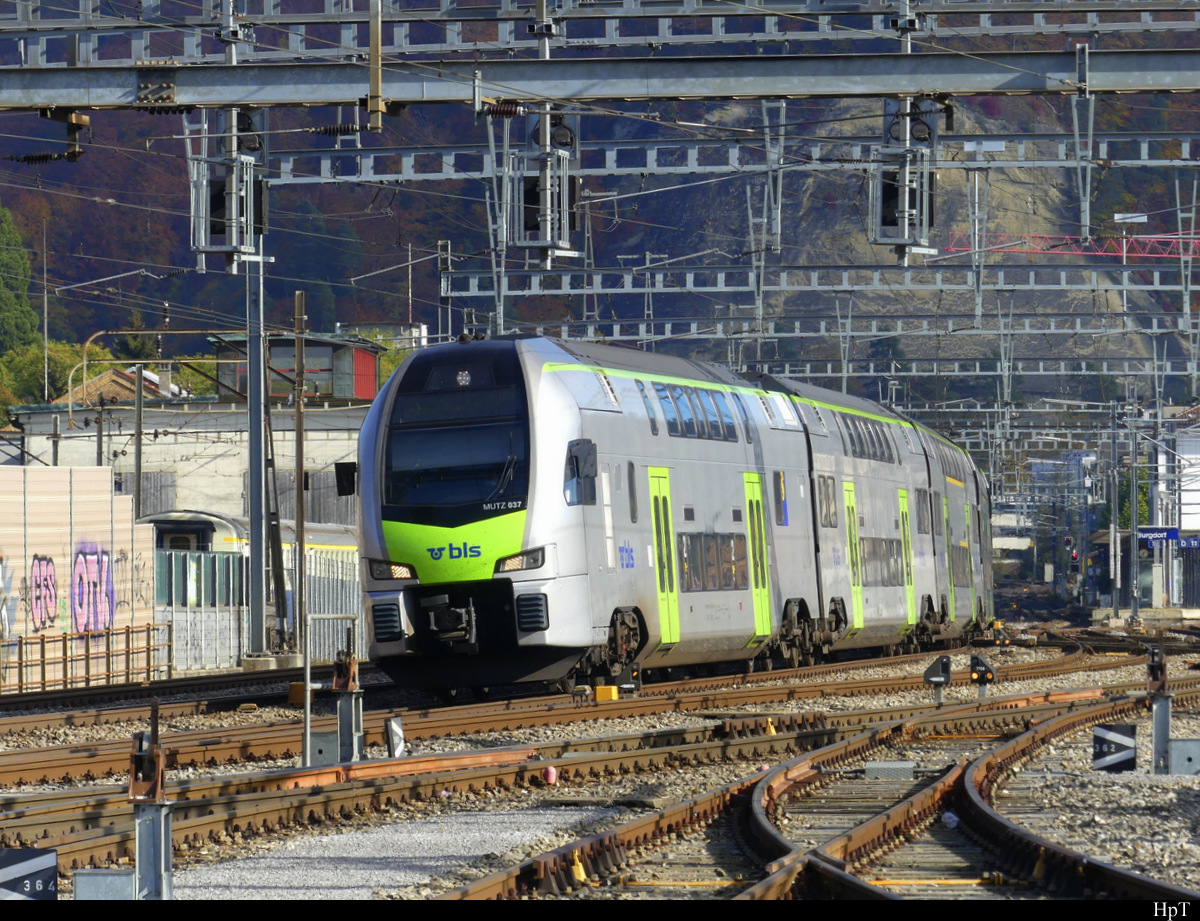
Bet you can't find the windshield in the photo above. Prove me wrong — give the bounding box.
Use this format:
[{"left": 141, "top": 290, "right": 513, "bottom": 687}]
[
  {"left": 385, "top": 421, "right": 529, "bottom": 525},
  {"left": 381, "top": 342, "right": 530, "bottom": 528}
]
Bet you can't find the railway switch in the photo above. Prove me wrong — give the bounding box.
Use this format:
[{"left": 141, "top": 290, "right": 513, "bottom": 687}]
[{"left": 126, "top": 701, "right": 173, "bottom": 900}]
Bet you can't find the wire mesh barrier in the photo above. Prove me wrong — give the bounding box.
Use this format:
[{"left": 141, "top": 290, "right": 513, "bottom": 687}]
[
  {"left": 155, "top": 548, "right": 362, "bottom": 672},
  {"left": 157, "top": 550, "right": 247, "bottom": 671},
  {"left": 292, "top": 550, "right": 364, "bottom": 664}
]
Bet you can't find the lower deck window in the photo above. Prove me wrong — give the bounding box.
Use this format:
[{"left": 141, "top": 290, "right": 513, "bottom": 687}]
[
  {"left": 677, "top": 532, "right": 749, "bottom": 593},
  {"left": 859, "top": 536, "right": 904, "bottom": 587}
]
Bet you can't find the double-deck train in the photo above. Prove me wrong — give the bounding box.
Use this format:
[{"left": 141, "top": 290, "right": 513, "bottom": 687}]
[{"left": 357, "top": 336, "right": 992, "bottom": 689}]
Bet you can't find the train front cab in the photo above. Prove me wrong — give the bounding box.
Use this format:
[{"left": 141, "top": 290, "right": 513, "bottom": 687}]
[{"left": 359, "top": 339, "right": 596, "bottom": 686}]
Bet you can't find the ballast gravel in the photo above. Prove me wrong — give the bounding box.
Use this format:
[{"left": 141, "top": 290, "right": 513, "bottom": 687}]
[
  {"left": 172, "top": 806, "right": 618, "bottom": 900},
  {"left": 9, "top": 642, "right": 1197, "bottom": 898}
]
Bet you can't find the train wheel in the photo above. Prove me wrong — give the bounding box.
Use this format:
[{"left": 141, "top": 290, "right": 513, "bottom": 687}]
[
  {"left": 557, "top": 674, "right": 577, "bottom": 694},
  {"left": 604, "top": 608, "right": 644, "bottom": 677}
]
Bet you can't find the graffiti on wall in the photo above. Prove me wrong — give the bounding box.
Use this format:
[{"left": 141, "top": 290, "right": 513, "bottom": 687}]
[
  {"left": 72, "top": 546, "right": 115, "bottom": 633},
  {"left": 2, "top": 546, "right": 150, "bottom": 636},
  {"left": 111, "top": 550, "right": 152, "bottom": 613},
  {"left": 0, "top": 468, "right": 156, "bottom": 658},
  {"left": 29, "top": 556, "right": 57, "bottom": 631},
  {"left": 0, "top": 552, "right": 13, "bottom": 642}
]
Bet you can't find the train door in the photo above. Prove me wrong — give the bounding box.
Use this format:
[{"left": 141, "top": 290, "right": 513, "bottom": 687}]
[
  {"left": 965, "top": 505, "right": 977, "bottom": 624},
  {"left": 843, "top": 482, "right": 864, "bottom": 633},
  {"left": 649, "top": 466, "right": 680, "bottom": 647},
  {"left": 742, "top": 473, "right": 772, "bottom": 645},
  {"left": 898, "top": 488, "right": 916, "bottom": 628},
  {"left": 943, "top": 495, "right": 956, "bottom": 621}
]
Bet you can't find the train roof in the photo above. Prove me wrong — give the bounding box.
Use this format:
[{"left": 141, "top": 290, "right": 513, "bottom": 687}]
[
  {"left": 447, "top": 337, "right": 976, "bottom": 460},
  {"left": 750, "top": 372, "right": 976, "bottom": 456},
  {"left": 140, "top": 510, "right": 356, "bottom": 547},
  {"left": 540, "top": 338, "right": 745, "bottom": 388},
  {"left": 749, "top": 373, "right": 905, "bottom": 419}
]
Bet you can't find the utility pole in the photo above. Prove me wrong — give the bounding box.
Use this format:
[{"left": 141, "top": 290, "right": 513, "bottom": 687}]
[
  {"left": 1132, "top": 423, "right": 1140, "bottom": 623},
  {"left": 134, "top": 362, "right": 143, "bottom": 518},
  {"left": 42, "top": 220, "right": 49, "bottom": 402},
  {"left": 1111, "top": 400, "right": 1119, "bottom": 622},
  {"left": 294, "top": 290, "right": 311, "bottom": 765}
]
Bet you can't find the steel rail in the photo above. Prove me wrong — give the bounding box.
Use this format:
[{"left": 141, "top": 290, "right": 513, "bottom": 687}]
[
  {"left": 959, "top": 690, "right": 1200, "bottom": 900},
  {"left": 740, "top": 692, "right": 1200, "bottom": 899},
  {"left": 434, "top": 690, "right": 1107, "bottom": 898},
  {"left": 0, "top": 650, "right": 1156, "bottom": 787}
]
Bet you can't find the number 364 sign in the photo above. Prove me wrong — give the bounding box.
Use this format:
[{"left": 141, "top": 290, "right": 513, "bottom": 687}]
[{"left": 0, "top": 849, "right": 57, "bottom": 900}]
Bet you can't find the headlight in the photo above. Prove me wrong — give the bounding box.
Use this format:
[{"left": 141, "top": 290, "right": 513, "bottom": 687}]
[
  {"left": 369, "top": 559, "right": 416, "bottom": 580},
  {"left": 494, "top": 548, "right": 545, "bottom": 574}
]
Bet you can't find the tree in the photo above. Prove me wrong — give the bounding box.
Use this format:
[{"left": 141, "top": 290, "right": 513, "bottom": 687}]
[
  {"left": 171, "top": 356, "right": 219, "bottom": 396},
  {"left": 113, "top": 309, "right": 159, "bottom": 362},
  {"left": 0, "top": 339, "right": 113, "bottom": 409},
  {"left": 0, "top": 204, "right": 38, "bottom": 353},
  {"left": 0, "top": 364, "right": 17, "bottom": 427},
  {"left": 1099, "top": 475, "right": 1150, "bottom": 531}
]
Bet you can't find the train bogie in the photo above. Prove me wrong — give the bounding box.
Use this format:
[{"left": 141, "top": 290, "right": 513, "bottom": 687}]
[{"left": 357, "top": 337, "right": 992, "bottom": 689}]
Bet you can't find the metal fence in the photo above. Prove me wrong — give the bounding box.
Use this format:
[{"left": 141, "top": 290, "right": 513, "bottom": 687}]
[
  {"left": 294, "top": 550, "right": 364, "bottom": 664},
  {"left": 155, "top": 548, "right": 362, "bottom": 671},
  {"left": 157, "top": 550, "right": 246, "bottom": 671},
  {"left": 0, "top": 625, "right": 171, "bottom": 694}
]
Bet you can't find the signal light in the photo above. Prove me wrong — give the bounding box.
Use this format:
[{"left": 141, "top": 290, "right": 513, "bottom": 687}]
[
  {"left": 923, "top": 655, "right": 952, "bottom": 686},
  {"left": 970, "top": 654, "right": 995, "bottom": 684}
]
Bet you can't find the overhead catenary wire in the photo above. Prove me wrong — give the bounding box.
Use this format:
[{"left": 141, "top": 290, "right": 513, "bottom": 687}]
[{"left": 0, "top": 2, "right": 1178, "bottom": 339}]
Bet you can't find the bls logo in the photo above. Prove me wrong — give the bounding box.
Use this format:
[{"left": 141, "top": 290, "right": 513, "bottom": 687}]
[
  {"left": 618, "top": 541, "right": 636, "bottom": 570},
  {"left": 426, "top": 543, "right": 481, "bottom": 560}
]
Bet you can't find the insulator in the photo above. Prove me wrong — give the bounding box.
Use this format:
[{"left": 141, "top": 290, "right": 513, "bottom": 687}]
[
  {"left": 485, "top": 102, "right": 524, "bottom": 119},
  {"left": 314, "top": 123, "right": 362, "bottom": 136},
  {"left": 11, "top": 152, "right": 61, "bottom": 164}
]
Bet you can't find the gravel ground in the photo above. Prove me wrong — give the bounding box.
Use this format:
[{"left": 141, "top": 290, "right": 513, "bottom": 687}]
[
  {"left": 994, "top": 713, "right": 1200, "bottom": 894},
  {"left": 3, "top": 643, "right": 1195, "bottom": 899},
  {"left": 173, "top": 805, "right": 620, "bottom": 900},
  {"left": 173, "top": 645, "right": 1187, "bottom": 900},
  {"left": 170, "top": 762, "right": 755, "bottom": 899}
]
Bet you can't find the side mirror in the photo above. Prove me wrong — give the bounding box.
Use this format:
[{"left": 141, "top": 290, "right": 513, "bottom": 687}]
[{"left": 335, "top": 461, "right": 357, "bottom": 497}]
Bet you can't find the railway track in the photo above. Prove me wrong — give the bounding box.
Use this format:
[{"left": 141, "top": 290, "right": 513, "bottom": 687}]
[
  {"left": 3, "top": 689, "right": 1113, "bottom": 877},
  {"left": 2, "top": 643, "right": 1192, "bottom": 896},
  {"left": 0, "top": 647, "right": 963, "bottom": 735},
  {"left": 0, "top": 646, "right": 1147, "bottom": 787},
  {"left": 0, "top": 638, "right": 1143, "bottom": 738},
  {"left": 437, "top": 689, "right": 1200, "bottom": 900}
]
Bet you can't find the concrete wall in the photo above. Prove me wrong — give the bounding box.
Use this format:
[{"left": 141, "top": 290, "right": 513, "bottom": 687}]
[
  {"left": 0, "top": 466, "right": 155, "bottom": 642},
  {"left": 10, "top": 401, "right": 367, "bottom": 521}
]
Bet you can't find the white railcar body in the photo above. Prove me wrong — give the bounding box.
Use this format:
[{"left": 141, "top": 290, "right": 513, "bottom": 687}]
[{"left": 358, "top": 337, "right": 992, "bottom": 688}]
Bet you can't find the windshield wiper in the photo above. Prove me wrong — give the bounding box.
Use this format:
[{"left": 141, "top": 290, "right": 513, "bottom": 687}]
[{"left": 488, "top": 454, "right": 517, "bottom": 499}]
